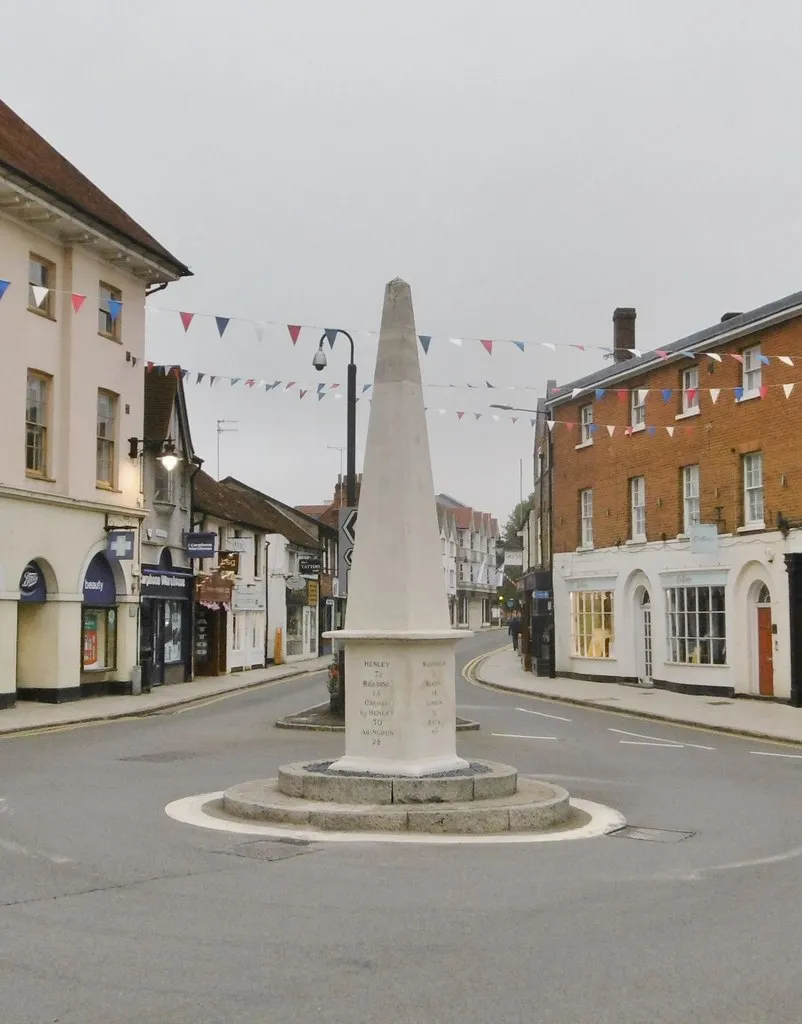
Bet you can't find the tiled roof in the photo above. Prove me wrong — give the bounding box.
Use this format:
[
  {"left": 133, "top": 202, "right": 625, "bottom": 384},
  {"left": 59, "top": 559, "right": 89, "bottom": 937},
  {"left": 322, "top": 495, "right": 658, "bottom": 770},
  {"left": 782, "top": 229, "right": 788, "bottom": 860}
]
[
  {"left": 547, "top": 290, "right": 802, "bottom": 407},
  {"left": 0, "top": 99, "right": 190, "bottom": 276},
  {"left": 143, "top": 370, "right": 195, "bottom": 460},
  {"left": 295, "top": 505, "right": 330, "bottom": 519},
  {"left": 194, "top": 472, "right": 318, "bottom": 548}
]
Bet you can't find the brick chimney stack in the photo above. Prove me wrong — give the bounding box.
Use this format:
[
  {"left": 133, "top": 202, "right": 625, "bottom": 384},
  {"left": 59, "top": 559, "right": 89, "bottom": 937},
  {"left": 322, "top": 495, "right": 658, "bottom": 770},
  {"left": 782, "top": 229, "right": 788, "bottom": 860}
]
[{"left": 613, "top": 307, "right": 636, "bottom": 363}]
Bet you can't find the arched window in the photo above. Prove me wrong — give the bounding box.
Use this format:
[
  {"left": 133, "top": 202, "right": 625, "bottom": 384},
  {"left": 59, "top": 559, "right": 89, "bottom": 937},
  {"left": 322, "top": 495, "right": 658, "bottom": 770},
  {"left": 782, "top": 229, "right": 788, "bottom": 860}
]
[
  {"left": 757, "top": 584, "right": 771, "bottom": 605},
  {"left": 641, "top": 589, "right": 651, "bottom": 606}
]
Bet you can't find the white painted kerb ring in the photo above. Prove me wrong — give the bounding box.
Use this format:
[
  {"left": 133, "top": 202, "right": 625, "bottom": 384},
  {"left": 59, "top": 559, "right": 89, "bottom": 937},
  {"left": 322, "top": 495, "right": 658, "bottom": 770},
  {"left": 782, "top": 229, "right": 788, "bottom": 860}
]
[{"left": 165, "top": 793, "right": 625, "bottom": 845}]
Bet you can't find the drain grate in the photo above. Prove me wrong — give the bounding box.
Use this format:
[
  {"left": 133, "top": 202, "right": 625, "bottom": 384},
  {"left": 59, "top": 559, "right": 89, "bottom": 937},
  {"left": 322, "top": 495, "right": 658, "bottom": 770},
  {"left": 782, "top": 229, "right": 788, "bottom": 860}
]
[
  {"left": 216, "top": 840, "right": 318, "bottom": 863},
  {"left": 610, "top": 826, "right": 695, "bottom": 843}
]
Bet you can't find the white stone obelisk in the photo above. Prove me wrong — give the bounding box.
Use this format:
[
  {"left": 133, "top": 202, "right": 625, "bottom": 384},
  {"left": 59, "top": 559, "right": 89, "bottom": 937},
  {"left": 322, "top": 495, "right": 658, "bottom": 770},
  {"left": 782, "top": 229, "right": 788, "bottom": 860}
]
[{"left": 326, "top": 278, "right": 471, "bottom": 776}]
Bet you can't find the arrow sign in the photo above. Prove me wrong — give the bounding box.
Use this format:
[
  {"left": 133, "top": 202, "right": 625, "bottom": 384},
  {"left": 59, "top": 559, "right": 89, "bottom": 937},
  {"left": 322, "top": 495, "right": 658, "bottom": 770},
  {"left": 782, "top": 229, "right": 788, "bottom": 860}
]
[
  {"left": 343, "top": 548, "right": 354, "bottom": 567},
  {"left": 341, "top": 508, "right": 358, "bottom": 546},
  {"left": 338, "top": 506, "right": 358, "bottom": 598}
]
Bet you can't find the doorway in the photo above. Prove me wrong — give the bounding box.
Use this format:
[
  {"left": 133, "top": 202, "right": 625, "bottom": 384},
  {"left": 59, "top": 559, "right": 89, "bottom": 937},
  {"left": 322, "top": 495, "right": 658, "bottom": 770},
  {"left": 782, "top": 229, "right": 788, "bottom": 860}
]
[
  {"left": 637, "top": 588, "right": 653, "bottom": 684},
  {"left": 755, "top": 584, "right": 774, "bottom": 696}
]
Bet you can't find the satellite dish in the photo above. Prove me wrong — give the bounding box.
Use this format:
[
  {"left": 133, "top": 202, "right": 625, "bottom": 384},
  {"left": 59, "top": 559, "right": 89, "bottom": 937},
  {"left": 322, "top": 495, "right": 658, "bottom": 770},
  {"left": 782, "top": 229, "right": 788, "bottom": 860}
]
[{"left": 286, "top": 574, "right": 307, "bottom": 591}]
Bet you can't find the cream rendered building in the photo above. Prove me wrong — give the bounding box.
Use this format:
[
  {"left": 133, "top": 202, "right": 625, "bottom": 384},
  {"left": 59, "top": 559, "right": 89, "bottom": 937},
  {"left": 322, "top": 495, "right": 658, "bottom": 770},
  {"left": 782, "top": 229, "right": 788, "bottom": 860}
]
[{"left": 0, "top": 99, "right": 189, "bottom": 707}]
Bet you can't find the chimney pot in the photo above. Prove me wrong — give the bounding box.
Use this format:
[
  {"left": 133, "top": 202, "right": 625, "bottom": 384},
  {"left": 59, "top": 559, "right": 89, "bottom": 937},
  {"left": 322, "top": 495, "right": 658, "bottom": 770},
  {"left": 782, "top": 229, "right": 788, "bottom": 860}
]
[{"left": 613, "top": 307, "right": 636, "bottom": 363}]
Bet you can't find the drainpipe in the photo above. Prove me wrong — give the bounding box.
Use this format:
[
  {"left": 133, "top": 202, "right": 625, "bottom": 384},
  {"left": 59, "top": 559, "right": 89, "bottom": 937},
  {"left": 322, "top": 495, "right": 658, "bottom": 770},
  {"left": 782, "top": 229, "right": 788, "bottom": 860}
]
[{"left": 188, "top": 457, "right": 203, "bottom": 680}]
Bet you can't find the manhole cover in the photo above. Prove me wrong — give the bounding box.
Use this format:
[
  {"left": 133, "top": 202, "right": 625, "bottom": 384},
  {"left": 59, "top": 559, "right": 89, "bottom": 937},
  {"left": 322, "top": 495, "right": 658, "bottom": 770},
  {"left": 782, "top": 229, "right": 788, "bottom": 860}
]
[
  {"left": 610, "top": 826, "right": 695, "bottom": 843},
  {"left": 217, "top": 840, "right": 318, "bottom": 862},
  {"left": 119, "top": 751, "right": 198, "bottom": 763}
]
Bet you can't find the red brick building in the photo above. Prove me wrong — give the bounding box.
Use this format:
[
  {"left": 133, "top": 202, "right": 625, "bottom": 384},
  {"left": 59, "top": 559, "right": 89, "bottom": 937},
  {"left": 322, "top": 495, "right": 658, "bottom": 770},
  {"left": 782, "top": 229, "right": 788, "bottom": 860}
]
[{"left": 546, "top": 294, "right": 802, "bottom": 702}]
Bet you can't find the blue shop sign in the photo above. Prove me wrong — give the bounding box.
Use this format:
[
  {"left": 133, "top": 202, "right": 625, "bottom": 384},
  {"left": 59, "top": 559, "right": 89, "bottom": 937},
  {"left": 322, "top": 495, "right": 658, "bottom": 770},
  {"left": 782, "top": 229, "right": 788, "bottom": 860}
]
[
  {"left": 185, "top": 532, "right": 217, "bottom": 559},
  {"left": 19, "top": 562, "right": 47, "bottom": 603},
  {"left": 83, "top": 554, "right": 117, "bottom": 607},
  {"left": 141, "top": 567, "right": 192, "bottom": 597}
]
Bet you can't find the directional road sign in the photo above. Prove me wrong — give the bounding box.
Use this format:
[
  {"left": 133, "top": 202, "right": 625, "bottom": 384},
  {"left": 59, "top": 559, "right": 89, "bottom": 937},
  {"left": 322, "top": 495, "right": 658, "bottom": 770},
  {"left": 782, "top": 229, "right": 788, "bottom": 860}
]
[{"left": 338, "top": 507, "right": 358, "bottom": 598}]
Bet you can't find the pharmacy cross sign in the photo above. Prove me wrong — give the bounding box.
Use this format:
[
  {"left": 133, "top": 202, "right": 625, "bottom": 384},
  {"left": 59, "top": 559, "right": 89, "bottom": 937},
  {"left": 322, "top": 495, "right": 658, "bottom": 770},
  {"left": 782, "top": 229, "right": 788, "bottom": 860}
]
[{"left": 107, "top": 530, "right": 135, "bottom": 561}]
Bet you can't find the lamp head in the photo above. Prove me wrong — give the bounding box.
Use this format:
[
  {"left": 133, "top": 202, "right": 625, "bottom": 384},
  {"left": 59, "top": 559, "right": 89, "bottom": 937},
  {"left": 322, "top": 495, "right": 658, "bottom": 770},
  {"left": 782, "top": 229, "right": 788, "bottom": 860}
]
[
  {"left": 312, "top": 342, "right": 327, "bottom": 372},
  {"left": 158, "top": 439, "right": 181, "bottom": 472}
]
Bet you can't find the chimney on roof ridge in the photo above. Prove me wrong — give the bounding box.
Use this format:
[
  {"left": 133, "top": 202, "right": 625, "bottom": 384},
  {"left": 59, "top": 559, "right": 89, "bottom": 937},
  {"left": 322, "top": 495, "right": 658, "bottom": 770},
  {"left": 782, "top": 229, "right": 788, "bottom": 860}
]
[
  {"left": 721, "top": 311, "right": 743, "bottom": 322},
  {"left": 612, "top": 307, "right": 636, "bottom": 363}
]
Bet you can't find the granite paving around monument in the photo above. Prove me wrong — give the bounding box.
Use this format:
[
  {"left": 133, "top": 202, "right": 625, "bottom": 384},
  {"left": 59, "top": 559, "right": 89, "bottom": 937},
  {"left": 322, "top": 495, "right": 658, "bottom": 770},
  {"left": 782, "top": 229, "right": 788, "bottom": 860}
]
[{"left": 276, "top": 702, "right": 480, "bottom": 732}]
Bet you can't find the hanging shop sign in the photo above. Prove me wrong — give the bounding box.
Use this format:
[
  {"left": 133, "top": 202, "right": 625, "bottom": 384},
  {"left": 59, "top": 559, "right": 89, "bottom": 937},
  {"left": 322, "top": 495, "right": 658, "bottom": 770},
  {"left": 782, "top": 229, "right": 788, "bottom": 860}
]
[
  {"left": 185, "top": 532, "right": 217, "bottom": 559},
  {"left": 196, "top": 571, "right": 234, "bottom": 606},
  {"left": 299, "top": 558, "right": 321, "bottom": 576}
]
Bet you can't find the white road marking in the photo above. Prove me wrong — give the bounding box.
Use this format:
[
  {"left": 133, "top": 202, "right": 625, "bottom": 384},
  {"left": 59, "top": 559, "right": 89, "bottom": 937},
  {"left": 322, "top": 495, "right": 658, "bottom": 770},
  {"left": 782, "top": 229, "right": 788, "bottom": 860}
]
[
  {"left": 619, "top": 740, "right": 683, "bottom": 748},
  {"left": 516, "top": 707, "right": 572, "bottom": 722},
  {"left": 0, "top": 837, "right": 73, "bottom": 864},
  {"left": 491, "top": 733, "right": 559, "bottom": 740},
  {"left": 166, "top": 793, "right": 627, "bottom": 845},
  {"left": 609, "top": 726, "right": 714, "bottom": 751},
  {"left": 749, "top": 750, "right": 802, "bottom": 759}
]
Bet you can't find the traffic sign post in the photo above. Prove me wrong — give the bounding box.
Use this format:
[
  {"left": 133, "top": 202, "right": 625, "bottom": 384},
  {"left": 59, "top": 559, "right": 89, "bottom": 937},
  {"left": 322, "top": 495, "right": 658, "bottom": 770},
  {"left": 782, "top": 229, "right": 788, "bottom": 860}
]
[{"left": 337, "top": 507, "right": 358, "bottom": 599}]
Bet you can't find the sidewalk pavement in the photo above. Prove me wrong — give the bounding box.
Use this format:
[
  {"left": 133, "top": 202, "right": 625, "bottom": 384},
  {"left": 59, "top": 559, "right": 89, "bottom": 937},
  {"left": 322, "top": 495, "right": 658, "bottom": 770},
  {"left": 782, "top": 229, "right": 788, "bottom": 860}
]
[
  {"left": 474, "top": 647, "right": 802, "bottom": 746},
  {"left": 0, "top": 656, "right": 331, "bottom": 737}
]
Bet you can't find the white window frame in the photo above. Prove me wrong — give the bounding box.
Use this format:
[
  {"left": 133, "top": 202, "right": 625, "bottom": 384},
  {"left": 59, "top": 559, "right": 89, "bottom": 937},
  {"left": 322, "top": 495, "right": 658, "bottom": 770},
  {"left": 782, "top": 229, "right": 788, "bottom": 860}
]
[
  {"left": 96, "top": 390, "right": 117, "bottom": 488},
  {"left": 681, "top": 367, "right": 700, "bottom": 415},
  {"left": 743, "top": 452, "right": 764, "bottom": 526},
  {"left": 665, "top": 585, "right": 726, "bottom": 665},
  {"left": 580, "top": 489, "right": 593, "bottom": 548},
  {"left": 631, "top": 389, "right": 646, "bottom": 429},
  {"left": 742, "top": 345, "right": 762, "bottom": 397},
  {"left": 579, "top": 404, "right": 593, "bottom": 445},
  {"left": 153, "top": 460, "right": 175, "bottom": 503},
  {"left": 682, "top": 465, "right": 700, "bottom": 533},
  {"left": 26, "top": 371, "right": 49, "bottom": 477},
  {"left": 570, "top": 590, "right": 614, "bottom": 658},
  {"left": 630, "top": 476, "right": 646, "bottom": 540}
]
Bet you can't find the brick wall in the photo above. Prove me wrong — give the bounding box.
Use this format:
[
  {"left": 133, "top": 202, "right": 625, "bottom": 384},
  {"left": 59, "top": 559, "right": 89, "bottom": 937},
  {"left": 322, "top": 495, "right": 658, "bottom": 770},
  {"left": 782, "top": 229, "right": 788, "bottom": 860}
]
[{"left": 551, "top": 315, "right": 802, "bottom": 553}]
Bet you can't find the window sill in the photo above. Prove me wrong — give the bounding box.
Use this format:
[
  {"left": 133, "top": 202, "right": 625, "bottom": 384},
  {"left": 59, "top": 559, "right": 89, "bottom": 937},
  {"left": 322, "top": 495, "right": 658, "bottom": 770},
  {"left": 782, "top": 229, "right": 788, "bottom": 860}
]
[
  {"left": 27, "top": 306, "right": 56, "bottom": 322},
  {"left": 98, "top": 331, "right": 122, "bottom": 344},
  {"left": 663, "top": 661, "right": 728, "bottom": 669},
  {"left": 26, "top": 472, "right": 56, "bottom": 483},
  {"left": 575, "top": 440, "right": 593, "bottom": 450},
  {"left": 675, "top": 408, "right": 700, "bottom": 421},
  {"left": 626, "top": 537, "right": 647, "bottom": 545},
  {"left": 737, "top": 523, "right": 765, "bottom": 533},
  {"left": 738, "top": 391, "right": 760, "bottom": 403},
  {"left": 153, "top": 500, "right": 176, "bottom": 508},
  {"left": 630, "top": 423, "right": 646, "bottom": 434},
  {"left": 576, "top": 544, "right": 594, "bottom": 552},
  {"left": 96, "top": 483, "right": 122, "bottom": 494},
  {"left": 570, "top": 656, "right": 617, "bottom": 662}
]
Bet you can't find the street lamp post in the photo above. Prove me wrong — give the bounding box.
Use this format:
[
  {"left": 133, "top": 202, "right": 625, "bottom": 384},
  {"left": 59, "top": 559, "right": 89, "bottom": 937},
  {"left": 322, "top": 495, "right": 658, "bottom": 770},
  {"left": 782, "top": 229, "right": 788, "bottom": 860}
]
[
  {"left": 313, "top": 330, "right": 357, "bottom": 714},
  {"left": 490, "top": 403, "right": 556, "bottom": 679}
]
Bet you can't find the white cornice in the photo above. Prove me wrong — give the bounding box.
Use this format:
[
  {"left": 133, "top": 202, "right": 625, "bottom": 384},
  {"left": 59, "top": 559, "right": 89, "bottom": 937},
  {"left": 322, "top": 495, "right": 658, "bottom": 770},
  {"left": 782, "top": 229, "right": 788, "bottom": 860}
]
[{"left": 0, "top": 482, "right": 147, "bottom": 519}]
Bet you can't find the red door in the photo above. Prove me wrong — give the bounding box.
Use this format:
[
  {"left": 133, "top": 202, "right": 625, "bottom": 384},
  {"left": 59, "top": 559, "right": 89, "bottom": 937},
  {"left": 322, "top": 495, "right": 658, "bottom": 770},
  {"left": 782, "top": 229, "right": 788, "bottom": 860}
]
[{"left": 757, "top": 606, "right": 774, "bottom": 697}]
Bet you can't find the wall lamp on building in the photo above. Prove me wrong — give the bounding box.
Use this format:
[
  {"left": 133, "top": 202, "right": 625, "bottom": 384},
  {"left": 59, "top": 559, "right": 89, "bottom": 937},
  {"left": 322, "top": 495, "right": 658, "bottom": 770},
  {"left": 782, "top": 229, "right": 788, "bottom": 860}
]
[{"left": 128, "top": 436, "right": 182, "bottom": 471}]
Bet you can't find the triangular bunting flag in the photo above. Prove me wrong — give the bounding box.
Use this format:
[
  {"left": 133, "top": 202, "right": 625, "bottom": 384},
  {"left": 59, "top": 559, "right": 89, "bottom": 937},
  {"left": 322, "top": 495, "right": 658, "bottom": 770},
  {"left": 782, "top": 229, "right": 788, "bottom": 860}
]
[
  {"left": 709, "top": 388, "right": 720, "bottom": 404},
  {"left": 666, "top": 426, "right": 675, "bottom": 437},
  {"left": 511, "top": 417, "right": 518, "bottom": 424},
  {"left": 541, "top": 343, "right": 556, "bottom": 351},
  {"left": 285, "top": 382, "right": 296, "bottom": 390},
  {"left": 449, "top": 337, "right": 463, "bottom": 347},
  {"left": 254, "top": 321, "right": 266, "bottom": 342},
  {"left": 146, "top": 361, "right": 154, "bottom": 372},
  {"left": 661, "top": 389, "right": 672, "bottom": 403},
  {"left": 245, "top": 379, "right": 256, "bottom": 388},
  {"left": 565, "top": 422, "right": 575, "bottom": 431},
  {"left": 288, "top": 324, "right": 302, "bottom": 345},
  {"left": 362, "top": 383, "right": 372, "bottom": 394},
  {"left": 197, "top": 373, "right": 205, "bottom": 384},
  {"left": 474, "top": 413, "right": 482, "bottom": 420},
  {"left": 31, "top": 285, "right": 49, "bottom": 308},
  {"left": 180, "top": 369, "right": 189, "bottom": 380},
  {"left": 418, "top": 335, "right": 431, "bottom": 354},
  {"left": 546, "top": 421, "right": 556, "bottom": 431},
  {"left": 230, "top": 377, "right": 241, "bottom": 386},
  {"left": 512, "top": 341, "right": 525, "bottom": 352},
  {"left": 656, "top": 349, "right": 669, "bottom": 359},
  {"left": 572, "top": 344, "right": 586, "bottom": 351},
  {"left": 734, "top": 387, "right": 744, "bottom": 401},
  {"left": 457, "top": 411, "right": 465, "bottom": 419},
  {"left": 729, "top": 353, "right": 744, "bottom": 364},
  {"left": 589, "top": 423, "right": 598, "bottom": 434},
  {"left": 317, "top": 392, "right": 325, "bottom": 401},
  {"left": 131, "top": 356, "right": 138, "bottom": 368},
  {"left": 0, "top": 280, "right": 9, "bottom": 300},
  {"left": 324, "top": 329, "right": 338, "bottom": 349},
  {"left": 779, "top": 356, "right": 794, "bottom": 366},
  {"left": 317, "top": 383, "right": 325, "bottom": 394},
  {"left": 684, "top": 425, "right": 694, "bottom": 435},
  {"left": 209, "top": 376, "right": 217, "bottom": 386},
  {"left": 617, "top": 390, "right": 628, "bottom": 402},
  {"left": 530, "top": 419, "right": 537, "bottom": 427},
  {"left": 299, "top": 389, "right": 307, "bottom": 399},
  {"left": 215, "top": 316, "right": 230, "bottom": 337},
  {"left": 638, "top": 389, "right": 650, "bottom": 403},
  {"left": 606, "top": 425, "right": 615, "bottom": 437},
  {"left": 71, "top": 293, "right": 86, "bottom": 313},
  {"left": 687, "top": 388, "right": 697, "bottom": 405},
  {"left": 784, "top": 383, "right": 795, "bottom": 398},
  {"left": 595, "top": 388, "right": 606, "bottom": 400},
  {"left": 571, "top": 388, "right": 583, "bottom": 399},
  {"left": 486, "top": 381, "right": 495, "bottom": 388},
  {"left": 759, "top": 354, "right": 770, "bottom": 366},
  {"left": 179, "top": 311, "right": 194, "bottom": 332},
  {"left": 480, "top": 339, "right": 493, "bottom": 355},
  {"left": 108, "top": 299, "right": 122, "bottom": 321},
  {"left": 705, "top": 352, "right": 722, "bottom": 362},
  {"left": 759, "top": 385, "right": 768, "bottom": 399}
]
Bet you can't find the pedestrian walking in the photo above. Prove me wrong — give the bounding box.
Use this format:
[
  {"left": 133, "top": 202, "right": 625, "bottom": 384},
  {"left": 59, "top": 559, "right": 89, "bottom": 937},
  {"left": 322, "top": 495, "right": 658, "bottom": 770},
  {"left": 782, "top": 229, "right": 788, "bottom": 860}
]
[{"left": 508, "top": 612, "right": 522, "bottom": 652}]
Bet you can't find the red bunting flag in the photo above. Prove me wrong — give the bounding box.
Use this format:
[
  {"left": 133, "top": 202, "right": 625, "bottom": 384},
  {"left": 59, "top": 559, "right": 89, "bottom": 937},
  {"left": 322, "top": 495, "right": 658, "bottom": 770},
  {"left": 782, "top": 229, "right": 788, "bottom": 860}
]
[
  {"left": 179, "top": 311, "right": 194, "bottom": 332},
  {"left": 457, "top": 411, "right": 465, "bottom": 419},
  {"left": 687, "top": 388, "right": 697, "bottom": 404},
  {"left": 299, "top": 389, "right": 307, "bottom": 399},
  {"left": 71, "top": 293, "right": 86, "bottom": 313},
  {"left": 288, "top": 325, "right": 301, "bottom": 345},
  {"left": 572, "top": 344, "right": 586, "bottom": 352},
  {"left": 656, "top": 349, "right": 669, "bottom": 359},
  {"left": 245, "top": 379, "right": 256, "bottom": 388},
  {"left": 565, "top": 422, "right": 574, "bottom": 431},
  {"left": 729, "top": 353, "right": 744, "bottom": 364},
  {"left": 617, "top": 389, "right": 628, "bottom": 402},
  {"left": 285, "top": 382, "right": 296, "bottom": 390},
  {"left": 480, "top": 339, "right": 493, "bottom": 356},
  {"left": 759, "top": 384, "right": 768, "bottom": 399},
  {"left": 511, "top": 417, "right": 518, "bottom": 424},
  {"left": 146, "top": 361, "right": 154, "bottom": 372}
]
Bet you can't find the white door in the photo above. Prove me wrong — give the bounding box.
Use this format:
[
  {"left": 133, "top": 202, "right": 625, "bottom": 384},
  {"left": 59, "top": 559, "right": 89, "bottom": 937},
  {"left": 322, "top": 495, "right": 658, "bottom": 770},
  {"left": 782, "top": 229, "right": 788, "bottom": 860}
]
[{"left": 638, "top": 591, "right": 653, "bottom": 683}]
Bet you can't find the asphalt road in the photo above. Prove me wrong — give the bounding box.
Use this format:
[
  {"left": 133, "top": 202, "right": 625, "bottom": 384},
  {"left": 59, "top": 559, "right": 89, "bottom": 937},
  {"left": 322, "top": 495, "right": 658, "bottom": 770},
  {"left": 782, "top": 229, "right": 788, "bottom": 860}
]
[{"left": 3, "top": 628, "right": 802, "bottom": 1024}]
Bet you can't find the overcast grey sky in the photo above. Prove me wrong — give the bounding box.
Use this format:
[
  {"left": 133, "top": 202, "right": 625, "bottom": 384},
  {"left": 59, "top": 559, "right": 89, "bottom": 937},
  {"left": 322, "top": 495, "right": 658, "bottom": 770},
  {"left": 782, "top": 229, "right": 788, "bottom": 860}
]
[{"left": 4, "top": 0, "right": 802, "bottom": 522}]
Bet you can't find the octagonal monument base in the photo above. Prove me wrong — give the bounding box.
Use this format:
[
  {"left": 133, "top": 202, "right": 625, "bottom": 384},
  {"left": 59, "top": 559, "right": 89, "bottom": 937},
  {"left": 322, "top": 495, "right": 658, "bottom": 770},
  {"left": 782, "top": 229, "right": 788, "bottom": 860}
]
[{"left": 221, "top": 758, "right": 573, "bottom": 836}]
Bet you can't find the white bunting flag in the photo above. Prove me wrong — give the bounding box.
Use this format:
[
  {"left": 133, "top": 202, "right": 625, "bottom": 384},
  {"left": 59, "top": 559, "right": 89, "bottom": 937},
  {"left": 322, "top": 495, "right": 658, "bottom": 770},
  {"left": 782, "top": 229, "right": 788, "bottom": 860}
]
[
  {"left": 705, "top": 352, "right": 722, "bottom": 363},
  {"left": 253, "top": 320, "right": 266, "bottom": 343},
  {"left": 638, "top": 389, "right": 649, "bottom": 403},
  {"left": 449, "top": 337, "right": 463, "bottom": 347},
  {"left": 546, "top": 420, "right": 556, "bottom": 431},
  {"left": 541, "top": 343, "right": 556, "bottom": 351},
  {"left": 492, "top": 414, "right": 500, "bottom": 422},
  {"left": 666, "top": 426, "right": 675, "bottom": 437},
  {"left": 779, "top": 356, "right": 794, "bottom": 367},
  {"left": 784, "top": 383, "right": 795, "bottom": 398},
  {"left": 606, "top": 424, "right": 615, "bottom": 437},
  {"left": 438, "top": 408, "right": 447, "bottom": 415},
  {"left": 31, "top": 285, "right": 49, "bottom": 308},
  {"left": 629, "top": 348, "right": 642, "bottom": 358},
  {"left": 571, "top": 388, "right": 583, "bottom": 399},
  {"left": 709, "top": 388, "right": 720, "bottom": 404}
]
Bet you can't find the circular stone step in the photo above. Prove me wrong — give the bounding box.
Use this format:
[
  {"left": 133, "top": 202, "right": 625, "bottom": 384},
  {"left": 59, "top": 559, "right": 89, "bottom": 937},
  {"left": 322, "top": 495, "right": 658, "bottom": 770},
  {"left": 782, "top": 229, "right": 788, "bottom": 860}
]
[
  {"left": 277, "top": 758, "right": 517, "bottom": 804},
  {"left": 222, "top": 777, "right": 570, "bottom": 835}
]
